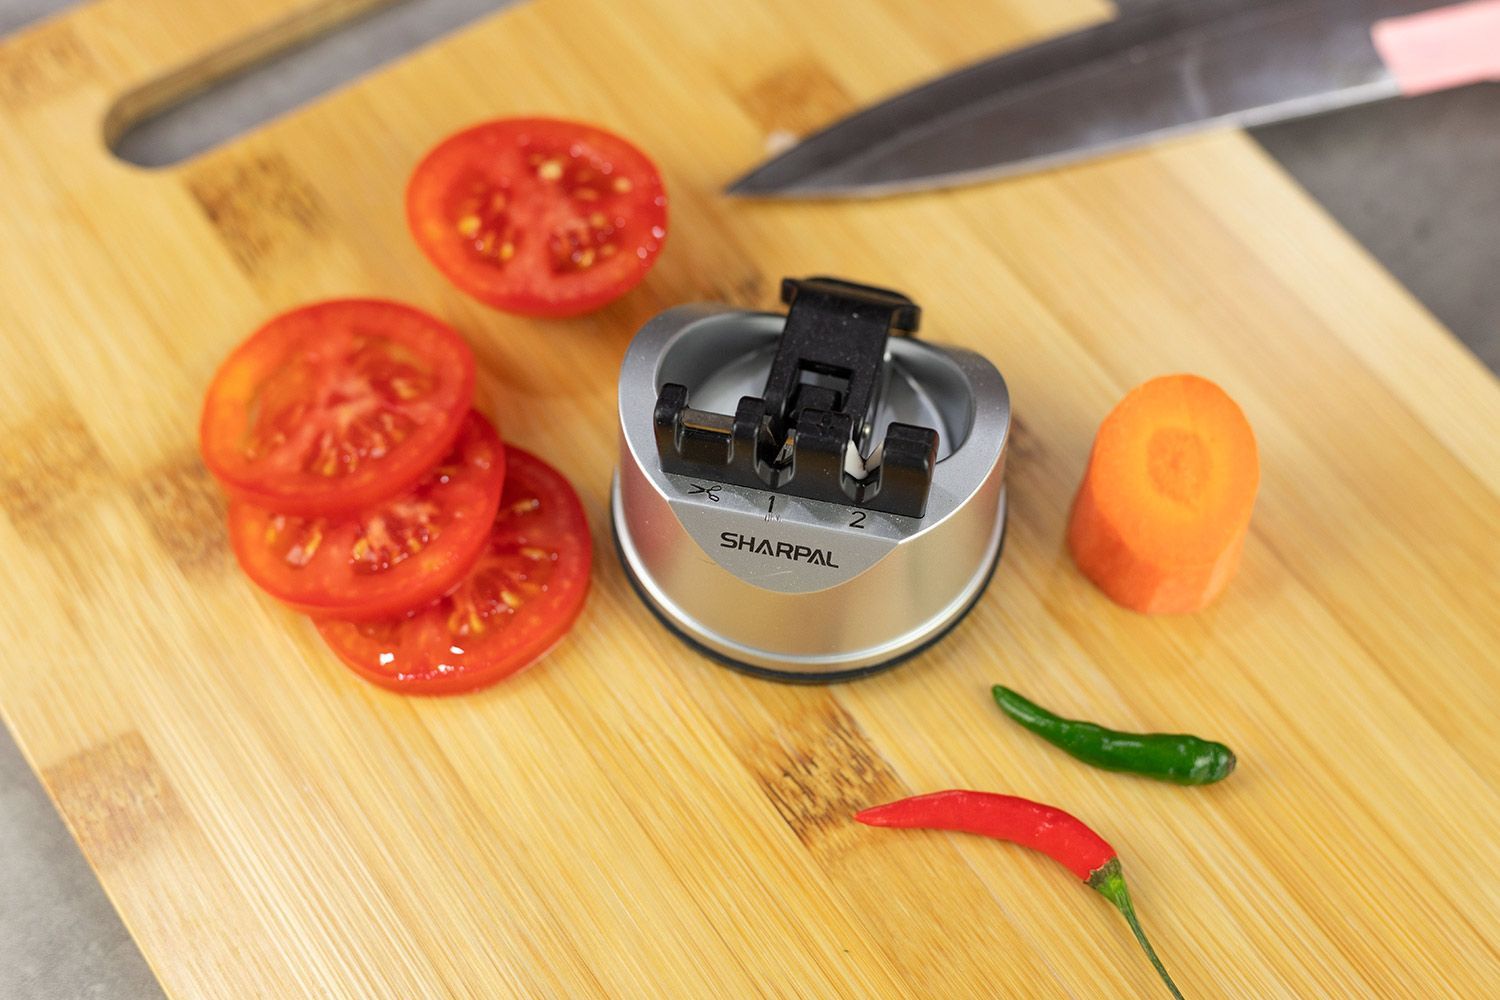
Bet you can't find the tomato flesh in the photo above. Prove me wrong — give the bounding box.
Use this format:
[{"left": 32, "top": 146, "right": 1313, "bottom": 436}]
[
  {"left": 317, "top": 447, "right": 592, "bottom": 694},
  {"left": 201, "top": 299, "right": 475, "bottom": 515},
  {"left": 230, "top": 411, "right": 505, "bottom": 620},
  {"left": 407, "top": 118, "right": 667, "bottom": 317}
]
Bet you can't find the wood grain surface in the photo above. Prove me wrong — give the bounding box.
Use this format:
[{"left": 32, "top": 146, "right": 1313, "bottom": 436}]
[{"left": 2, "top": 0, "right": 1498, "bottom": 996}]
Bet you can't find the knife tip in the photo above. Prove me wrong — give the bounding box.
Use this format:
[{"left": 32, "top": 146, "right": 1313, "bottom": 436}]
[
  {"left": 722, "top": 171, "right": 776, "bottom": 198},
  {"left": 723, "top": 173, "right": 837, "bottom": 200}
]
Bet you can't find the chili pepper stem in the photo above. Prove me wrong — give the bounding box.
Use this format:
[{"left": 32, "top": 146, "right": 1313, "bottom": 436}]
[{"left": 1087, "top": 858, "right": 1185, "bottom": 1000}]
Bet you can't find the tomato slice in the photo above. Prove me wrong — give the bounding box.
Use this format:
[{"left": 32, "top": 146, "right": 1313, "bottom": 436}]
[
  {"left": 229, "top": 411, "right": 505, "bottom": 620},
  {"left": 316, "top": 447, "right": 592, "bottom": 694},
  {"left": 406, "top": 118, "right": 668, "bottom": 317},
  {"left": 201, "top": 299, "right": 475, "bottom": 516}
]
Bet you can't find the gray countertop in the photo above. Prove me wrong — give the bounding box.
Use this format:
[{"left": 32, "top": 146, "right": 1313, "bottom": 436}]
[
  {"left": 2, "top": 2, "right": 1496, "bottom": 997},
  {"left": 1257, "top": 84, "right": 1500, "bottom": 374}
]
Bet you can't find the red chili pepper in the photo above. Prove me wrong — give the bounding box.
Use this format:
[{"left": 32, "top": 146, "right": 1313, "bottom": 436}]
[{"left": 856, "top": 790, "right": 1184, "bottom": 999}]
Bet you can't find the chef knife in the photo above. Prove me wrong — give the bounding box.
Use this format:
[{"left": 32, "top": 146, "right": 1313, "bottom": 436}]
[{"left": 727, "top": 0, "right": 1500, "bottom": 198}]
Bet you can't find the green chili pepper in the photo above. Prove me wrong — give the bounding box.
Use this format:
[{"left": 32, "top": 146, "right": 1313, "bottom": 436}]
[{"left": 992, "top": 685, "right": 1236, "bottom": 785}]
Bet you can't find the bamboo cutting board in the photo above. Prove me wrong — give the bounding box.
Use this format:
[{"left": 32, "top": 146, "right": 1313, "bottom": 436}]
[{"left": 2, "top": 0, "right": 1499, "bottom": 995}]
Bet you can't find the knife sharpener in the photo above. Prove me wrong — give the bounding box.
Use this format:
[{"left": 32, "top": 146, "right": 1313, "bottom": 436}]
[{"left": 612, "top": 277, "right": 1010, "bottom": 682}]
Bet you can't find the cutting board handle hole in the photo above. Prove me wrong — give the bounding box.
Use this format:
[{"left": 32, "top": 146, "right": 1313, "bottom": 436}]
[{"left": 106, "top": 0, "right": 517, "bottom": 168}]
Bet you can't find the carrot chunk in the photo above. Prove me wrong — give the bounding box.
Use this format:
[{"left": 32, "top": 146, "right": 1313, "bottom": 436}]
[{"left": 1067, "top": 375, "right": 1259, "bottom": 614}]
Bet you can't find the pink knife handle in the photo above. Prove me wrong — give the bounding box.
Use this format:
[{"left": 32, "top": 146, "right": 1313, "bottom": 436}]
[{"left": 1372, "top": 1, "right": 1500, "bottom": 96}]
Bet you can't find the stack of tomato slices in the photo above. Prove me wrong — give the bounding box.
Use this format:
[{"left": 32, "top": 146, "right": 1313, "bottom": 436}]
[{"left": 199, "top": 298, "right": 591, "bottom": 694}]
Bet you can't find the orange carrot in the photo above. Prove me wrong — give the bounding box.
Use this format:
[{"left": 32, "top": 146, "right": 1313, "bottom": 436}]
[{"left": 1067, "top": 374, "right": 1259, "bottom": 614}]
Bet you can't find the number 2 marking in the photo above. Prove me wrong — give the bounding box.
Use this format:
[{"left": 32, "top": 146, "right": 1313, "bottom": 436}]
[{"left": 849, "top": 510, "right": 867, "bottom": 529}]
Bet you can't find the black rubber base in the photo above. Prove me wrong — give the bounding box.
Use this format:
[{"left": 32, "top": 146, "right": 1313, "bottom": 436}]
[{"left": 610, "top": 510, "right": 1007, "bottom": 685}]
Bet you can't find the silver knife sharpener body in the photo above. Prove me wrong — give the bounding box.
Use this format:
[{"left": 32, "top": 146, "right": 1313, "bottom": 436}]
[{"left": 612, "top": 278, "right": 1010, "bottom": 682}]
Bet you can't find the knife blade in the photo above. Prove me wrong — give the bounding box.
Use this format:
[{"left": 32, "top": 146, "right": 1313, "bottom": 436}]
[{"left": 727, "top": 0, "right": 1500, "bottom": 198}]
